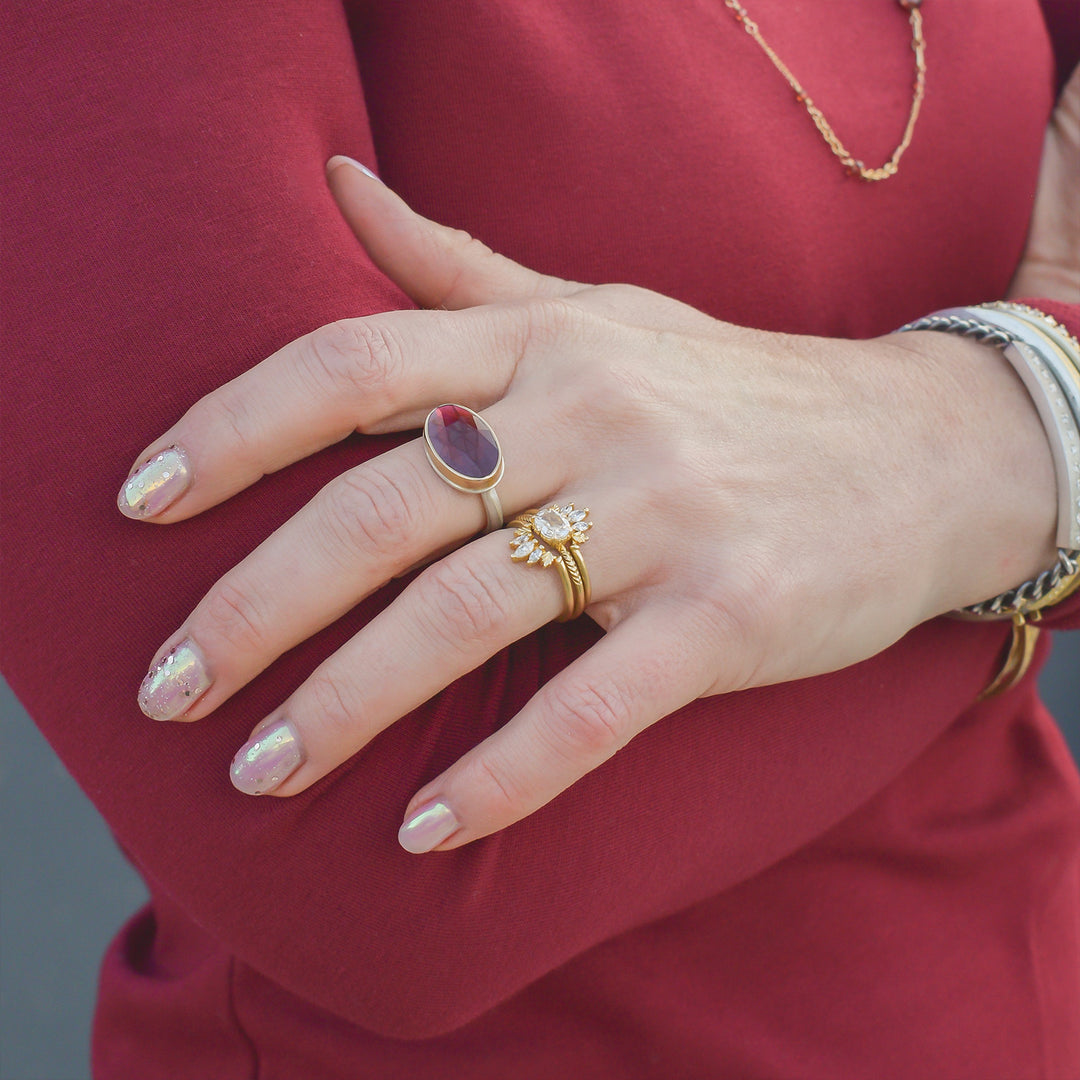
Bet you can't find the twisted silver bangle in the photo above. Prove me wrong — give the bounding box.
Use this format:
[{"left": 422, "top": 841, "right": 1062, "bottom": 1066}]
[{"left": 899, "top": 312, "right": 1015, "bottom": 348}]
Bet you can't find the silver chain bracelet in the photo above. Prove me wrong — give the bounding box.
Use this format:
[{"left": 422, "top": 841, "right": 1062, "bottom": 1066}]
[{"left": 962, "top": 548, "right": 1079, "bottom": 618}]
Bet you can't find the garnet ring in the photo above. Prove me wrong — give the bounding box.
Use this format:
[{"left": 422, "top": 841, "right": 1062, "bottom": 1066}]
[
  {"left": 508, "top": 504, "right": 592, "bottom": 620},
  {"left": 423, "top": 404, "right": 505, "bottom": 532}
]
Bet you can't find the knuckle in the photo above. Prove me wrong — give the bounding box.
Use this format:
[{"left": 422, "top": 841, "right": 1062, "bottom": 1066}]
[
  {"left": 471, "top": 754, "right": 524, "bottom": 817},
  {"left": 556, "top": 361, "right": 649, "bottom": 439},
  {"left": 305, "top": 670, "right": 361, "bottom": 740},
  {"left": 689, "top": 561, "right": 780, "bottom": 692},
  {"left": 320, "top": 463, "right": 419, "bottom": 562},
  {"left": 420, "top": 558, "right": 514, "bottom": 646},
  {"left": 445, "top": 226, "right": 494, "bottom": 263},
  {"left": 583, "top": 281, "right": 633, "bottom": 303},
  {"left": 303, "top": 318, "right": 405, "bottom": 404},
  {"left": 430, "top": 228, "right": 496, "bottom": 308},
  {"left": 713, "top": 550, "right": 784, "bottom": 634},
  {"left": 198, "top": 577, "right": 270, "bottom": 655},
  {"left": 524, "top": 303, "right": 658, "bottom": 427},
  {"left": 539, "top": 680, "right": 629, "bottom": 761},
  {"left": 524, "top": 295, "right": 588, "bottom": 344},
  {"left": 203, "top": 391, "right": 261, "bottom": 465}
]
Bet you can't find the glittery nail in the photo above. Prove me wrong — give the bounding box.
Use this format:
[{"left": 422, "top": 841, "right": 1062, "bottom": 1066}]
[
  {"left": 398, "top": 801, "right": 460, "bottom": 854},
  {"left": 118, "top": 445, "right": 191, "bottom": 519},
  {"left": 138, "top": 638, "right": 212, "bottom": 721},
  {"left": 230, "top": 720, "right": 305, "bottom": 796}
]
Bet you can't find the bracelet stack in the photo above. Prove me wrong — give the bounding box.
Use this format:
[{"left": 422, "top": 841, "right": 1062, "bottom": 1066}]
[{"left": 898, "top": 302, "right": 1080, "bottom": 698}]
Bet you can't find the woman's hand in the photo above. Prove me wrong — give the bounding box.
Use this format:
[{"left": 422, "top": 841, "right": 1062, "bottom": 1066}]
[
  {"left": 1010, "top": 62, "right": 1080, "bottom": 302},
  {"left": 121, "top": 156, "right": 1057, "bottom": 852}
]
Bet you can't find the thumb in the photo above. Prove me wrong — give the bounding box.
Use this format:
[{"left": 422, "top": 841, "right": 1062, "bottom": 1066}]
[{"left": 325, "top": 155, "right": 581, "bottom": 309}]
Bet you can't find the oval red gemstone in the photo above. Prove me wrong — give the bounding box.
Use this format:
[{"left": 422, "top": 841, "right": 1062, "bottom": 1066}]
[{"left": 425, "top": 404, "right": 500, "bottom": 480}]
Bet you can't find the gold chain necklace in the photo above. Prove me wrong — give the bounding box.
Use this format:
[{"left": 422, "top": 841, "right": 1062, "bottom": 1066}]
[{"left": 722, "top": 0, "right": 927, "bottom": 182}]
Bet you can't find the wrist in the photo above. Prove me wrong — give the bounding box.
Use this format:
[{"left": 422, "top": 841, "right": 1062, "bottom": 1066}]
[{"left": 880, "top": 329, "right": 1058, "bottom": 615}]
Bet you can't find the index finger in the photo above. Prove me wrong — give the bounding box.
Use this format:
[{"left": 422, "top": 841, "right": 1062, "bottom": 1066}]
[{"left": 117, "top": 302, "right": 530, "bottom": 522}]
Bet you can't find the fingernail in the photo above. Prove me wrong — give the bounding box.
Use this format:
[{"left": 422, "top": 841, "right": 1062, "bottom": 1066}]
[
  {"left": 138, "top": 638, "right": 212, "bottom": 721},
  {"left": 398, "top": 801, "right": 460, "bottom": 854},
  {"left": 118, "top": 445, "right": 191, "bottom": 519},
  {"left": 326, "top": 155, "right": 382, "bottom": 183},
  {"left": 230, "top": 720, "right": 305, "bottom": 796}
]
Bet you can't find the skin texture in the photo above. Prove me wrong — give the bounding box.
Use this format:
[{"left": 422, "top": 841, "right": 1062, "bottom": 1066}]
[{"left": 120, "top": 102, "right": 1073, "bottom": 848}]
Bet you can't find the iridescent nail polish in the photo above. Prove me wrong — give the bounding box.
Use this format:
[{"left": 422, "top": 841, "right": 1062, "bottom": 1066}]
[
  {"left": 398, "top": 801, "right": 460, "bottom": 854},
  {"left": 118, "top": 445, "right": 191, "bottom": 519},
  {"left": 327, "top": 154, "right": 383, "bottom": 183},
  {"left": 231, "top": 720, "right": 305, "bottom": 796},
  {"left": 138, "top": 638, "right": 212, "bottom": 721}
]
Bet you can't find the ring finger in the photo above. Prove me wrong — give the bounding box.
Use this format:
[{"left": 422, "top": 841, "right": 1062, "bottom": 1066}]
[
  {"left": 137, "top": 398, "right": 572, "bottom": 723},
  {"left": 227, "top": 493, "right": 618, "bottom": 798}
]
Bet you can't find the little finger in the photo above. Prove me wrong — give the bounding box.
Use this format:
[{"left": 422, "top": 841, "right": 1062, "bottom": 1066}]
[{"left": 397, "top": 607, "right": 714, "bottom": 852}]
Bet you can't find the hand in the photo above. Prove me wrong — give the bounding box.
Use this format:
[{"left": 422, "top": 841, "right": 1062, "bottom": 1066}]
[
  {"left": 121, "top": 156, "right": 1057, "bottom": 852},
  {"left": 1010, "top": 62, "right": 1080, "bottom": 302}
]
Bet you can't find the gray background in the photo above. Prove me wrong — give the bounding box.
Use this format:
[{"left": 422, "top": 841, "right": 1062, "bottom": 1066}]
[{"left": 2, "top": 648, "right": 1079, "bottom": 1080}]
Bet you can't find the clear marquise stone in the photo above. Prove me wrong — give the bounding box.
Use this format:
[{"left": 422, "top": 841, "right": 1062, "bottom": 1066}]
[
  {"left": 535, "top": 507, "right": 572, "bottom": 542},
  {"left": 527, "top": 547, "right": 543, "bottom": 564},
  {"left": 568, "top": 509, "right": 588, "bottom": 523},
  {"left": 514, "top": 537, "right": 537, "bottom": 559}
]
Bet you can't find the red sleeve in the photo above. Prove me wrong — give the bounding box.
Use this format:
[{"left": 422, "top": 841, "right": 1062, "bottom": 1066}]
[{"left": 1, "top": 0, "right": 1073, "bottom": 1043}]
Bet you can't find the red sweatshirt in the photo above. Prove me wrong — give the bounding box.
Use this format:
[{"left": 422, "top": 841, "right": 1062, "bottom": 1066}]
[{"left": 3, "top": 2, "right": 1079, "bottom": 1076}]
